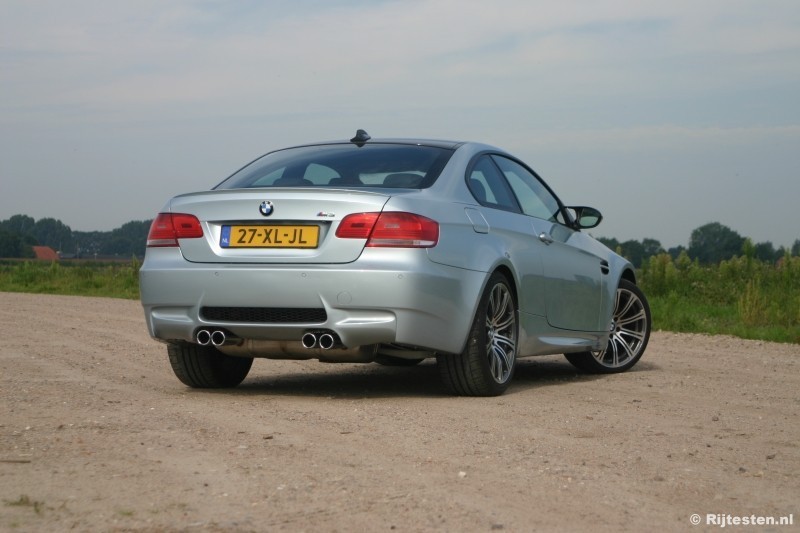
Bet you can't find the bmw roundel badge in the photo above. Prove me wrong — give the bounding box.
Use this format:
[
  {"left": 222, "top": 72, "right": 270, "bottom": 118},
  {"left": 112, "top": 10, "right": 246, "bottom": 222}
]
[{"left": 259, "top": 201, "right": 274, "bottom": 217}]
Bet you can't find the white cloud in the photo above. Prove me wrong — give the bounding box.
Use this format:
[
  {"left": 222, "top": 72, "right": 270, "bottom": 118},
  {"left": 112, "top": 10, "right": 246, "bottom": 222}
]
[
  {"left": 1, "top": 0, "right": 799, "bottom": 245},
  {"left": 3, "top": 0, "right": 798, "bottom": 118}
]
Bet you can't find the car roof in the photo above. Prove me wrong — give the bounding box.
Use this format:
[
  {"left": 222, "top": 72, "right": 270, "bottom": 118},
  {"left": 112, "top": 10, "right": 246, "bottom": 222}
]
[{"left": 283, "top": 138, "right": 467, "bottom": 151}]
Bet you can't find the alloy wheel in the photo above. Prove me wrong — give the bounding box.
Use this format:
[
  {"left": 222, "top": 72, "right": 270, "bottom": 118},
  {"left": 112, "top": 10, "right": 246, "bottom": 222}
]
[
  {"left": 485, "top": 282, "right": 517, "bottom": 383},
  {"left": 592, "top": 285, "right": 649, "bottom": 368}
]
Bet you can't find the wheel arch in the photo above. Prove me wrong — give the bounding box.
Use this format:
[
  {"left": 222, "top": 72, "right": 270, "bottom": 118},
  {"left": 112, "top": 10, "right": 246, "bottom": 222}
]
[
  {"left": 601, "top": 261, "right": 637, "bottom": 333},
  {"left": 492, "top": 263, "right": 519, "bottom": 305},
  {"left": 437, "top": 268, "right": 519, "bottom": 396},
  {"left": 452, "top": 261, "right": 519, "bottom": 356},
  {"left": 620, "top": 267, "right": 637, "bottom": 285}
]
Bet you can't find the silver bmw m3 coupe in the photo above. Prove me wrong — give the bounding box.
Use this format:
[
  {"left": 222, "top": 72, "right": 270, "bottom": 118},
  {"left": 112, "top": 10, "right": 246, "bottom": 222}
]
[{"left": 140, "top": 130, "right": 651, "bottom": 396}]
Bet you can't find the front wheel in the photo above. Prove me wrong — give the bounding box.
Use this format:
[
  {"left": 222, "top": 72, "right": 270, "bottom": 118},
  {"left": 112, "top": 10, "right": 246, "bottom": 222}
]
[
  {"left": 438, "top": 272, "right": 517, "bottom": 396},
  {"left": 565, "top": 279, "right": 651, "bottom": 374},
  {"left": 167, "top": 342, "right": 253, "bottom": 388}
]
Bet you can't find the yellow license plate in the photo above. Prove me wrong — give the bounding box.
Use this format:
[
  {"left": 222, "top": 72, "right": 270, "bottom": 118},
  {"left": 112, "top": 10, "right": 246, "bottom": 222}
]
[{"left": 221, "top": 225, "right": 319, "bottom": 248}]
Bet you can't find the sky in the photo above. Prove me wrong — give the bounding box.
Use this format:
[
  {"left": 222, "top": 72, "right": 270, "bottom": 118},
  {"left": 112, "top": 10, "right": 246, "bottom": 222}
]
[{"left": 1, "top": 0, "right": 799, "bottom": 249}]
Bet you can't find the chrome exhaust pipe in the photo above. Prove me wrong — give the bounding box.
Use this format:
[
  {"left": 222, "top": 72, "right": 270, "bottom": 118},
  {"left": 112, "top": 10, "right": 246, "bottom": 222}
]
[
  {"left": 301, "top": 332, "right": 318, "bottom": 349},
  {"left": 196, "top": 329, "right": 211, "bottom": 346},
  {"left": 211, "top": 330, "right": 241, "bottom": 347},
  {"left": 210, "top": 330, "right": 226, "bottom": 346},
  {"left": 318, "top": 333, "right": 338, "bottom": 350}
]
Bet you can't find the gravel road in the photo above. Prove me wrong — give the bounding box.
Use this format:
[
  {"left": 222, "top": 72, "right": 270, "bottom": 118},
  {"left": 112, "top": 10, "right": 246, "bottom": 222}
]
[{"left": 1, "top": 292, "right": 798, "bottom": 532}]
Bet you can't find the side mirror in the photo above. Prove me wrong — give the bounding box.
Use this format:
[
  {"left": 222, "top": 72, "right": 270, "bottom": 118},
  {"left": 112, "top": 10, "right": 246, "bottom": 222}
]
[{"left": 566, "top": 206, "right": 603, "bottom": 229}]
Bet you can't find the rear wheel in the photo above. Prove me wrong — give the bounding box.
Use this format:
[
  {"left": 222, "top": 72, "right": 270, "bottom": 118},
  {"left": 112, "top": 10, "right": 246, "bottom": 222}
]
[
  {"left": 167, "top": 342, "right": 253, "bottom": 388},
  {"left": 565, "top": 279, "right": 651, "bottom": 373},
  {"left": 438, "top": 272, "right": 517, "bottom": 396}
]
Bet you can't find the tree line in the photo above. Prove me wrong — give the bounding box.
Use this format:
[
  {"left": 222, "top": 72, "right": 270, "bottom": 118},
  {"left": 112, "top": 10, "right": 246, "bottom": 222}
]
[
  {"left": 0, "top": 214, "right": 798, "bottom": 265},
  {"left": 0, "top": 214, "right": 150, "bottom": 259},
  {"left": 598, "top": 221, "right": 800, "bottom": 267}
]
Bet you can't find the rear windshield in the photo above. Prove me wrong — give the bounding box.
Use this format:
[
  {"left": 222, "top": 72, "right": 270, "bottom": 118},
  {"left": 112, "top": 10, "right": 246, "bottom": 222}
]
[{"left": 215, "top": 143, "right": 454, "bottom": 190}]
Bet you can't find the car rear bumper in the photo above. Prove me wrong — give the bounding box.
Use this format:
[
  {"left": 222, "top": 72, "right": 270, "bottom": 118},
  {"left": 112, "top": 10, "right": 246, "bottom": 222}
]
[{"left": 139, "top": 247, "right": 485, "bottom": 355}]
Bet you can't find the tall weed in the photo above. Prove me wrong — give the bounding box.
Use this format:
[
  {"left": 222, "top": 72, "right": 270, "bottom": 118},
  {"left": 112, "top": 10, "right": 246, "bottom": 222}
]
[
  {"left": 641, "top": 253, "right": 800, "bottom": 343},
  {"left": 0, "top": 260, "right": 140, "bottom": 300}
]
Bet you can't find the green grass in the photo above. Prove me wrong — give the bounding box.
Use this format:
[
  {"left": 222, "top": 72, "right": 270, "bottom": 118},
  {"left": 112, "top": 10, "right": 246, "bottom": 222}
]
[
  {"left": 640, "top": 252, "right": 800, "bottom": 344},
  {"left": 648, "top": 296, "right": 798, "bottom": 343},
  {"left": 0, "top": 259, "right": 140, "bottom": 300},
  {"left": 1, "top": 255, "right": 798, "bottom": 344}
]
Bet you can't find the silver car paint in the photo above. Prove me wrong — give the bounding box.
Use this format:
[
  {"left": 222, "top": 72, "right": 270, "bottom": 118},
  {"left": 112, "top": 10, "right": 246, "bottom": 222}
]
[
  {"left": 140, "top": 244, "right": 486, "bottom": 355},
  {"left": 174, "top": 189, "right": 391, "bottom": 264},
  {"left": 140, "top": 140, "right": 632, "bottom": 360}
]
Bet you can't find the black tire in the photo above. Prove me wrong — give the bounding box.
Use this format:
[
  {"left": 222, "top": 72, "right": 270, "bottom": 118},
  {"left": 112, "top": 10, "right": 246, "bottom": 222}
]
[
  {"left": 167, "top": 342, "right": 253, "bottom": 388},
  {"left": 565, "top": 279, "right": 651, "bottom": 374},
  {"left": 437, "top": 272, "right": 517, "bottom": 396},
  {"left": 374, "top": 354, "right": 425, "bottom": 366}
]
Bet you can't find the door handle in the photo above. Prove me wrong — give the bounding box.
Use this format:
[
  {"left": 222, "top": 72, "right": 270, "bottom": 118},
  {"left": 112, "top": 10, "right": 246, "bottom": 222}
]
[{"left": 538, "top": 232, "right": 554, "bottom": 245}]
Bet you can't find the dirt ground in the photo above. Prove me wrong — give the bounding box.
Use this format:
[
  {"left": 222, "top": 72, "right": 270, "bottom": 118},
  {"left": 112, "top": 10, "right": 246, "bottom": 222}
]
[{"left": 1, "top": 292, "right": 798, "bottom": 532}]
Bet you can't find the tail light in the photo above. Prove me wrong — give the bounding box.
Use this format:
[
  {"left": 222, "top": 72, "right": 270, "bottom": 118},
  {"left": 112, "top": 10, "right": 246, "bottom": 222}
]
[
  {"left": 336, "top": 212, "right": 439, "bottom": 248},
  {"left": 146, "top": 213, "right": 204, "bottom": 247}
]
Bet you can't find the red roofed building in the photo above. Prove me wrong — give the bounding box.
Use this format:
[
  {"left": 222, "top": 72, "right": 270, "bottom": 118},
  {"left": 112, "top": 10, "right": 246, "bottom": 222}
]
[{"left": 32, "top": 246, "right": 59, "bottom": 261}]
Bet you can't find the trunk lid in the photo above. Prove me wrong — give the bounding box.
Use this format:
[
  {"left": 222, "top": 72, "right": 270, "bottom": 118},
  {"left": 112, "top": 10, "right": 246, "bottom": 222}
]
[{"left": 170, "top": 188, "right": 391, "bottom": 264}]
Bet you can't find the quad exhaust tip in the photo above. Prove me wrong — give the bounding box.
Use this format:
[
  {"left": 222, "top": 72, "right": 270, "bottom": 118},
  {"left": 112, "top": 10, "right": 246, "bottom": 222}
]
[
  {"left": 301, "top": 331, "right": 341, "bottom": 350},
  {"left": 318, "top": 333, "right": 336, "bottom": 350},
  {"left": 211, "top": 330, "right": 227, "bottom": 346},
  {"left": 195, "top": 329, "right": 241, "bottom": 347},
  {"left": 199, "top": 329, "right": 340, "bottom": 350},
  {"left": 196, "top": 329, "right": 212, "bottom": 346},
  {"left": 301, "top": 332, "right": 318, "bottom": 349}
]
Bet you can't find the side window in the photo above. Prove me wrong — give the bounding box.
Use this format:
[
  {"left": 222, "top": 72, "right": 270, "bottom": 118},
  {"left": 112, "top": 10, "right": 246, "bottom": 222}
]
[
  {"left": 492, "top": 156, "right": 563, "bottom": 223},
  {"left": 468, "top": 156, "right": 519, "bottom": 211}
]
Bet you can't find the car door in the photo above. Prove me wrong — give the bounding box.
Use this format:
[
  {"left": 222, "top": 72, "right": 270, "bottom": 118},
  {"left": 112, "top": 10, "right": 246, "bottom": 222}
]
[
  {"left": 491, "top": 155, "right": 606, "bottom": 332},
  {"left": 466, "top": 155, "right": 547, "bottom": 319}
]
